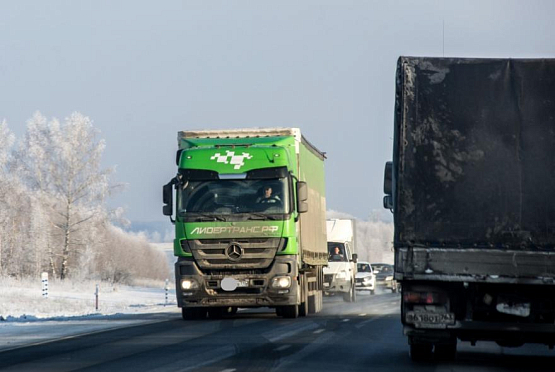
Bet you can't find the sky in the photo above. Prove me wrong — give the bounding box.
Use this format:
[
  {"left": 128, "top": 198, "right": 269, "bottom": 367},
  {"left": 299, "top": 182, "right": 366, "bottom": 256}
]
[{"left": 2, "top": 0, "right": 555, "bottom": 224}]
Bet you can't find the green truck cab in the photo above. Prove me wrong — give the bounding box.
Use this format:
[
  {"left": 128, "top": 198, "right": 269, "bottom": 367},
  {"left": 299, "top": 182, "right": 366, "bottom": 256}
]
[{"left": 163, "top": 128, "right": 327, "bottom": 319}]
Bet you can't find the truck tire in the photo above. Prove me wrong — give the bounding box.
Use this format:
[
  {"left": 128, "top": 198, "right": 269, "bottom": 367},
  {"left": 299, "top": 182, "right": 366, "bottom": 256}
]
[
  {"left": 281, "top": 305, "right": 299, "bottom": 318},
  {"left": 435, "top": 341, "right": 457, "bottom": 361},
  {"left": 343, "top": 284, "right": 356, "bottom": 302},
  {"left": 410, "top": 342, "right": 433, "bottom": 362},
  {"left": 182, "top": 307, "right": 207, "bottom": 320}
]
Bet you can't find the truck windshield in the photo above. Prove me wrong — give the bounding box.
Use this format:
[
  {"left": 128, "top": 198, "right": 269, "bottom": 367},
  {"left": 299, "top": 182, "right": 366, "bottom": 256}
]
[
  {"left": 178, "top": 177, "right": 290, "bottom": 220},
  {"left": 327, "top": 242, "right": 348, "bottom": 262}
]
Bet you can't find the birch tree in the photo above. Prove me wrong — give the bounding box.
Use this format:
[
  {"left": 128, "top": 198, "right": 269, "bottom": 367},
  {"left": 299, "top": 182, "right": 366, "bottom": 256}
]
[{"left": 14, "top": 112, "right": 113, "bottom": 279}]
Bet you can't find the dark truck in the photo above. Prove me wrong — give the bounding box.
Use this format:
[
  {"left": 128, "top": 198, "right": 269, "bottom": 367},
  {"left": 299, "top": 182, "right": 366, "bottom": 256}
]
[{"left": 383, "top": 57, "right": 555, "bottom": 361}]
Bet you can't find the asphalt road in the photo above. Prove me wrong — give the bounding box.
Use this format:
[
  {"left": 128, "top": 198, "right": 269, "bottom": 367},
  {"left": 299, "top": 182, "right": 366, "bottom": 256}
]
[{"left": 1, "top": 291, "right": 554, "bottom": 371}]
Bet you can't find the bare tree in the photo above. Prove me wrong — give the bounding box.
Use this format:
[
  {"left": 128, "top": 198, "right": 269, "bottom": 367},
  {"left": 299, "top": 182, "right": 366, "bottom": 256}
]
[{"left": 14, "top": 112, "right": 113, "bottom": 279}]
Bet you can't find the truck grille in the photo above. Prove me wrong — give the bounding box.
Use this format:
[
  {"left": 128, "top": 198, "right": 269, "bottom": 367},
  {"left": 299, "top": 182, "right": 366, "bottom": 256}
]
[{"left": 188, "top": 238, "right": 285, "bottom": 270}]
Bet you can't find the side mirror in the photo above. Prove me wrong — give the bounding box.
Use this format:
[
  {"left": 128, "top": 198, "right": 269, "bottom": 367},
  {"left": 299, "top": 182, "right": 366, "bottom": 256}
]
[
  {"left": 176, "top": 149, "right": 183, "bottom": 166},
  {"left": 163, "top": 180, "right": 175, "bottom": 221},
  {"left": 351, "top": 253, "right": 358, "bottom": 263},
  {"left": 383, "top": 161, "right": 393, "bottom": 195},
  {"left": 296, "top": 181, "right": 308, "bottom": 213},
  {"left": 383, "top": 195, "right": 393, "bottom": 210}
]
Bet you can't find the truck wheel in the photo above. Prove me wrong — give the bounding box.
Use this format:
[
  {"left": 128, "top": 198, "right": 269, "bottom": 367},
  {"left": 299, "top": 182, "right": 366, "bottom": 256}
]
[
  {"left": 275, "top": 307, "right": 283, "bottom": 317},
  {"left": 281, "top": 305, "right": 299, "bottom": 319},
  {"left": 435, "top": 341, "right": 457, "bottom": 361},
  {"left": 182, "top": 307, "right": 207, "bottom": 320},
  {"left": 410, "top": 342, "right": 433, "bottom": 362},
  {"left": 343, "top": 284, "right": 356, "bottom": 302}
]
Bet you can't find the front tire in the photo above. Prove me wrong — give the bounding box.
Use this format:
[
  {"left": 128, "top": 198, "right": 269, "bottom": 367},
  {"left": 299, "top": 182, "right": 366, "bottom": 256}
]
[{"left": 281, "top": 305, "right": 299, "bottom": 318}]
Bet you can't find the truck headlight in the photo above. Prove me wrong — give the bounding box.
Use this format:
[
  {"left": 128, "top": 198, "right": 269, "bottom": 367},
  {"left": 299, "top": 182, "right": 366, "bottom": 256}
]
[
  {"left": 181, "top": 279, "right": 199, "bottom": 290},
  {"left": 271, "top": 276, "right": 291, "bottom": 289},
  {"left": 336, "top": 271, "right": 347, "bottom": 280}
]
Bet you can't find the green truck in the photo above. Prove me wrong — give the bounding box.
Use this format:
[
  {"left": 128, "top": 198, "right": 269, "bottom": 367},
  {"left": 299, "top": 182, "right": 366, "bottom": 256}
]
[{"left": 163, "top": 128, "right": 327, "bottom": 319}]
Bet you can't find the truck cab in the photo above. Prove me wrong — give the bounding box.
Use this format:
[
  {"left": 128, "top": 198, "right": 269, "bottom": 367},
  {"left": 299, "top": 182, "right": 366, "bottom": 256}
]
[{"left": 163, "top": 128, "right": 328, "bottom": 320}]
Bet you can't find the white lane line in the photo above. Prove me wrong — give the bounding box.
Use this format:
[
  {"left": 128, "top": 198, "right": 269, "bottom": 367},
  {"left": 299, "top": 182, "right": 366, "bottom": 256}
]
[
  {"left": 355, "top": 316, "right": 384, "bottom": 329},
  {"left": 275, "top": 332, "right": 335, "bottom": 370},
  {"left": 265, "top": 322, "right": 319, "bottom": 343},
  {"left": 313, "top": 329, "right": 325, "bottom": 334},
  {"left": 220, "top": 369, "right": 236, "bottom": 372},
  {"left": 342, "top": 319, "right": 350, "bottom": 322},
  {"left": 274, "top": 345, "right": 292, "bottom": 352}
]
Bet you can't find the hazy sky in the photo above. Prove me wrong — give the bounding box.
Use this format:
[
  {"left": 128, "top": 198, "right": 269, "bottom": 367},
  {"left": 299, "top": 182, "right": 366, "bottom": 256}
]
[{"left": 2, "top": 1, "right": 555, "bottom": 223}]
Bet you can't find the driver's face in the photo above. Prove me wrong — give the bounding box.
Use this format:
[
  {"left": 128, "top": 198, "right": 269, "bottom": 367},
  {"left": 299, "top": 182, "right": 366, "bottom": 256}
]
[
  {"left": 334, "top": 247, "right": 340, "bottom": 254},
  {"left": 264, "top": 187, "right": 272, "bottom": 198}
]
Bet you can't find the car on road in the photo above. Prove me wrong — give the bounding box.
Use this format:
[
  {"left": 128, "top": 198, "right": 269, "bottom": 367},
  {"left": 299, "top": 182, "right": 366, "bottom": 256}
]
[
  {"left": 355, "top": 261, "right": 375, "bottom": 294},
  {"left": 371, "top": 263, "right": 398, "bottom": 293}
]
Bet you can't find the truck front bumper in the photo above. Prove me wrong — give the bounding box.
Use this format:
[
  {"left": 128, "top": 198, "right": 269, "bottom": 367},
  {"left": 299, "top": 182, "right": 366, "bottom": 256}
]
[
  {"left": 323, "top": 277, "right": 352, "bottom": 293},
  {"left": 175, "top": 256, "right": 299, "bottom": 308}
]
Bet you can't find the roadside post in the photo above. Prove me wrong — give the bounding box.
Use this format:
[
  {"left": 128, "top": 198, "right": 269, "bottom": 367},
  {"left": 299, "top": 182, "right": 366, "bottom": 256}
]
[
  {"left": 41, "top": 272, "right": 48, "bottom": 299},
  {"left": 95, "top": 284, "right": 99, "bottom": 310},
  {"left": 165, "top": 279, "right": 169, "bottom": 306}
]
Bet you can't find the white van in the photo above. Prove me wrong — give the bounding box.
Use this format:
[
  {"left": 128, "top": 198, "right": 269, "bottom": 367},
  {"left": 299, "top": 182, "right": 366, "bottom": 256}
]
[{"left": 324, "top": 219, "right": 358, "bottom": 302}]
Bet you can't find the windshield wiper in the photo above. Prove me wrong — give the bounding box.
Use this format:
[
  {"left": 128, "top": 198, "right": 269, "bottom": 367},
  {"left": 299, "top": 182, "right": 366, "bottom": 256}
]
[
  {"left": 193, "top": 214, "right": 227, "bottom": 222},
  {"left": 246, "top": 213, "right": 277, "bottom": 221}
]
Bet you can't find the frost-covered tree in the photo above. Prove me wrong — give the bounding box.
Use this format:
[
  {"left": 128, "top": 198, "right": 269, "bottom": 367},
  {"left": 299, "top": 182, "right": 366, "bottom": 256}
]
[
  {"left": 14, "top": 112, "right": 113, "bottom": 279},
  {"left": 0, "top": 120, "right": 15, "bottom": 276}
]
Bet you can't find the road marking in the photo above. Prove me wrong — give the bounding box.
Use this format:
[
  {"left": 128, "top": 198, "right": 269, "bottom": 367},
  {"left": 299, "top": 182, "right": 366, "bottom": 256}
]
[
  {"left": 265, "top": 322, "right": 319, "bottom": 343},
  {"left": 220, "top": 369, "right": 236, "bottom": 372},
  {"left": 274, "top": 332, "right": 335, "bottom": 370},
  {"left": 342, "top": 319, "right": 350, "bottom": 322},
  {"left": 358, "top": 313, "right": 367, "bottom": 316},
  {"left": 355, "top": 316, "right": 383, "bottom": 329},
  {"left": 313, "top": 329, "right": 325, "bottom": 334},
  {"left": 274, "top": 345, "right": 292, "bottom": 352}
]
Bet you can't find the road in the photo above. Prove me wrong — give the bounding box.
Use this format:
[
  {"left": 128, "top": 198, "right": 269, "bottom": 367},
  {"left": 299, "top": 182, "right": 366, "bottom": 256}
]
[{"left": 0, "top": 291, "right": 553, "bottom": 371}]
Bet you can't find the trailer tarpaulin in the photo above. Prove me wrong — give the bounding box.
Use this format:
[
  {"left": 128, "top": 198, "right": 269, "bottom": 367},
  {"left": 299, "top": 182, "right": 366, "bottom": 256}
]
[{"left": 394, "top": 57, "right": 555, "bottom": 249}]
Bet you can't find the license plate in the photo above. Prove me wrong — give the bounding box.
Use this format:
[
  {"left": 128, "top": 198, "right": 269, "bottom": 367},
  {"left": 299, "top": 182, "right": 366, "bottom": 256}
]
[
  {"left": 406, "top": 311, "right": 455, "bottom": 326},
  {"left": 237, "top": 279, "right": 249, "bottom": 288},
  {"left": 324, "top": 283, "right": 330, "bottom": 288},
  {"left": 221, "top": 277, "right": 249, "bottom": 291}
]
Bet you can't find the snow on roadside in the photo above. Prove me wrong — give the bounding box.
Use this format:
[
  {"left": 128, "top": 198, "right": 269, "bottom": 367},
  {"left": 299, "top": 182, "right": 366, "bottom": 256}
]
[
  {"left": 0, "top": 276, "right": 177, "bottom": 320},
  {"left": 0, "top": 276, "right": 180, "bottom": 351}
]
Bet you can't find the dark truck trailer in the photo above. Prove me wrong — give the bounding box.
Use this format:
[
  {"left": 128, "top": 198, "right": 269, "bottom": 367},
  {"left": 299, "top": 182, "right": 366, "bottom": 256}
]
[{"left": 383, "top": 57, "right": 555, "bottom": 361}]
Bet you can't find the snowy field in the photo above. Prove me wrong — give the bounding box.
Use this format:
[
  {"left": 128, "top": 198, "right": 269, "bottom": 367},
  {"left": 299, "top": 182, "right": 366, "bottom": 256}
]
[{"left": 0, "top": 276, "right": 180, "bottom": 351}]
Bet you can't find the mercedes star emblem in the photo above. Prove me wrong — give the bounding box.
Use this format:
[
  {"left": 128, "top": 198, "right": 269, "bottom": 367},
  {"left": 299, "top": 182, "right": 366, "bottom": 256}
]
[{"left": 226, "top": 243, "right": 243, "bottom": 261}]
